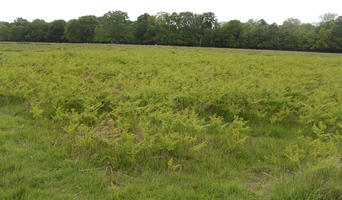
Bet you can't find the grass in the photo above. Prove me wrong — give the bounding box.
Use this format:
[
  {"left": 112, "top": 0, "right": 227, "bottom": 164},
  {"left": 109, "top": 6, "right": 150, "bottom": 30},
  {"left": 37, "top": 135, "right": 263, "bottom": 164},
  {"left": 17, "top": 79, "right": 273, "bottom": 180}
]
[
  {"left": 269, "top": 158, "right": 342, "bottom": 200},
  {"left": 0, "top": 103, "right": 260, "bottom": 199},
  {"left": 0, "top": 42, "right": 342, "bottom": 199},
  {"left": 0, "top": 103, "right": 258, "bottom": 199},
  {"left": 0, "top": 103, "right": 115, "bottom": 200}
]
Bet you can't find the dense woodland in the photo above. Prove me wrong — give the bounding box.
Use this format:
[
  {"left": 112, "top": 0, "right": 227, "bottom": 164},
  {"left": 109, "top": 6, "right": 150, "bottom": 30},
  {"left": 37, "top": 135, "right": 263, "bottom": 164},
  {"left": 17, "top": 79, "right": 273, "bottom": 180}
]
[{"left": 0, "top": 11, "right": 342, "bottom": 52}]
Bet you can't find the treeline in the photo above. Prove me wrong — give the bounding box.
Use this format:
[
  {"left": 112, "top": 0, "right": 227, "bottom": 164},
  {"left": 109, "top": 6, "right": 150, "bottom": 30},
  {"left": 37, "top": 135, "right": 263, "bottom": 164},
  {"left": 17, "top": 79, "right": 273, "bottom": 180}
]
[{"left": 1, "top": 11, "right": 342, "bottom": 52}]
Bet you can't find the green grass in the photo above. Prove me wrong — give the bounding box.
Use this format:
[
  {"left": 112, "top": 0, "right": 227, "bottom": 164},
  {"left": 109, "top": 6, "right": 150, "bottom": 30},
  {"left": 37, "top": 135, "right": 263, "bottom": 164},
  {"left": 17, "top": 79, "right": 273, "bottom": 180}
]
[
  {"left": 0, "top": 42, "right": 342, "bottom": 199},
  {"left": 0, "top": 103, "right": 260, "bottom": 199},
  {"left": 2, "top": 103, "right": 340, "bottom": 199},
  {"left": 0, "top": 103, "right": 116, "bottom": 200},
  {"left": 269, "top": 158, "right": 342, "bottom": 200}
]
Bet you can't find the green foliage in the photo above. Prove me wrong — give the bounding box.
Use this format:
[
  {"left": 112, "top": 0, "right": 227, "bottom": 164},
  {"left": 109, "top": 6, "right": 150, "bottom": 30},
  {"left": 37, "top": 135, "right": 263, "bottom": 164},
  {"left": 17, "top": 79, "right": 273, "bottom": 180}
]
[
  {"left": 1, "top": 43, "right": 342, "bottom": 199},
  {"left": 2, "top": 12, "right": 342, "bottom": 52},
  {"left": 269, "top": 158, "right": 342, "bottom": 200},
  {"left": 0, "top": 104, "right": 116, "bottom": 200},
  {"left": 1, "top": 43, "right": 342, "bottom": 169},
  {"left": 65, "top": 16, "right": 98, "bottom": 43},
  {"left": 95, "top": 11, "right": 133, "bottom": 43},
  {"left": 0, "top": 23, "right": 9, "bottom": 41},
  {"left": 47, "top": 20, "right": 66, "bottom": 42},
  {"left": 167, "top": 158, "right": 181, "bottom": 171},
  {"left": 25, "top": 19, "right": 49, "bottom": 42},
  {"left": 225, "top": 116, "right": 251, "bottom": 152},
  {"left": 8, "top": 25, "right": 26, "bottom": 41}
]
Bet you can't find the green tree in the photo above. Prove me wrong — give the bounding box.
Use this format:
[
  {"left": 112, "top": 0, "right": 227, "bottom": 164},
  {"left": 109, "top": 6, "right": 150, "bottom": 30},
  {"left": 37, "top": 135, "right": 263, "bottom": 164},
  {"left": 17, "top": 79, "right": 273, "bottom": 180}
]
[
  {"left": 279, "top": 18, "right": 302, "bottom": 50},
  {"left": 65, "top": 19, "right": 81, "bottom": 42},
  {"left": 246, "top": 19, "right": 270, "bottom": 49},
  {"left": 25, "top": 19, "right": 49, "bottom": 42},
  {"left": 298, "top": 23, "right": 316, "bottom": 50},
  {"left": 8, "top": 18, "right": 29, "bottom": 41},
  {"left": 78, "top": 16, "right": 98, "bottom": 42},
  {"left": 264, "top": 23, "right": 280, "bottom": 49},
  {"left": 95, "top": 11, "right": 133, "bottom": 43},
  {"left": 315, "top": 27, "right": 332, "bottom": 51},
  {"left": 65, "top": 16, "right": 98, "bottom": 43},
  {"left": 220, "top": 20, "right": 245, "bottom": 48},
  {"left": 8, "top": 26, "right": 26, "bottom": 41},
  {"left": 151, "top": 12, "right": 217, "bottom": 46},
  {"left": 1, "top": 11, "right": 341, "bottom": 52},
  {"left": 47, "top": 20, "right": 66, "bottom": 42},
  {"left": 333, "top": 16, "right": 342, "bottom": 51},
  {"left": 135, "top": 13, "right": 157, "bottom": 44},
  {"left": 0, "top": 22, "right": 9, "bottom": 41},
  {"left": 315, "top": 13, "right": 340, "bottom": 51},
  {"left": 198, "top": 12, "right": 218, "bottom": 46},
  {"left": 319, "top": 13, "right": 338, "bottom": 24},
  {"left": 153, "top": 12, "right": 175, "bottom": 45}
]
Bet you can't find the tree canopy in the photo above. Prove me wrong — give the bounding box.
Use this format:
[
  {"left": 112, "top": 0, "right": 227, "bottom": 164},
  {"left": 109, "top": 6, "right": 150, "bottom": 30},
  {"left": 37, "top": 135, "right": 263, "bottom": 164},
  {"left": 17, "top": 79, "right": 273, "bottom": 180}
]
[{"left": 1, "top": 11, "right": 342, "bottom": 52}]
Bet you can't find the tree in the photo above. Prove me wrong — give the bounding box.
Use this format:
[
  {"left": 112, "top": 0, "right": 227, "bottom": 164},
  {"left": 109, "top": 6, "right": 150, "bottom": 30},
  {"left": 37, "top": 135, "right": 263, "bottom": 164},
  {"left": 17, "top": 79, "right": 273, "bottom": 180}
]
[
  {"left": 0, "top": 22, "right": 9, "bottom": 41},
  {"left": 13, "top": 17, "right": 29, "bottom": 26},
  {"left": 198, "top": 12, "right": 218, "bottom": 46},
  {"left": 319, "top": 13, "right": 338, "bottom": 24},
  {"left": 25, "top": 19, "right": 49, "bottom": 42},
  {"left": 95, "top": 11, "right": 133, "bottom": 43},
  {"left": 264, "top": 23, "right": 280, "bottom": 49},
  {"left": 65, "top": 16, "right": 98, "bottom": 43},
  {"left": 315, "top": 14, "right": 341, "bottom": 51},
  {"left": 0, "top": 11, "right": 341, "bottom": 52},
  {"left": 333, "top": 16, "right": 342, "bottom": 51},
  {"left": 246, "top": 19, "right": 272, "bottom": 49},
  {"left": 135, "top": 13, "right": 157, "bottom": 44},
  {"left": 315, "top": 27, "right": 332, "bottom": 51},
  {"left": 153, "top": 12, "right": 178, "bottom": 45},
  {"left": 78, "top": 16, "right": 98, "bottom": 42},
  {"left": 220, "top": 20, "right": 245, "bottom": 48},
  {"left": 8, "top": 26, "right": 26, "bottom": 41},
  {"left": 279, "top": 18, "right": 302, "bottom": 50},
  {"left": 8, "top": 18, "right": 29, "bottom": 41},
  {"left": 300, "top": 23, "right": 316, "bottom": 50},
  {"left": 65, "top": 19, "right": 81, "bottom": 42},
  {"left": 47, "top": 20, "right": 66, "bottom": 42}
]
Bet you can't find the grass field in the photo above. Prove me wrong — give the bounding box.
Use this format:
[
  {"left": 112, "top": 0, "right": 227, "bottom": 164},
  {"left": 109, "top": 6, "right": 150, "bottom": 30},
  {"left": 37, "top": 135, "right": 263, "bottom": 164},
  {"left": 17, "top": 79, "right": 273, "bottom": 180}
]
[{"left": 1, "top": 42, "right": 342, "bottom": 199}]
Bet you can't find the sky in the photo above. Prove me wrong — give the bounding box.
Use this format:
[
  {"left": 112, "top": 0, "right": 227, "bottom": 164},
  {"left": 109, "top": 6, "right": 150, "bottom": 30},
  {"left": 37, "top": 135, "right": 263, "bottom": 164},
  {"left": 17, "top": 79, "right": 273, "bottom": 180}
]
[{"left": 1, "top": 0, "right": 341, "bottom": 24}]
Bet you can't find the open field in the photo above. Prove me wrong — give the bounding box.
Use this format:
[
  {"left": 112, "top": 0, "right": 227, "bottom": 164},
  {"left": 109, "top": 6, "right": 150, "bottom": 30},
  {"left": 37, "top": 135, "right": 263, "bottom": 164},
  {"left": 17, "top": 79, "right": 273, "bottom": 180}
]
[{"left": 1, "top": 42, "right": 342, "bottom": 199}]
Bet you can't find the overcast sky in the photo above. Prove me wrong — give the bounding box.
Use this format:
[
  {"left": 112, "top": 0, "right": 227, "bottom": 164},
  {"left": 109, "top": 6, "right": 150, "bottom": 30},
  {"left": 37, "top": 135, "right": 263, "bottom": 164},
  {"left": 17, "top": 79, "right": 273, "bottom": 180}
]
[{"left": 1, "top": 0, "right": 341, "bottom": 24}]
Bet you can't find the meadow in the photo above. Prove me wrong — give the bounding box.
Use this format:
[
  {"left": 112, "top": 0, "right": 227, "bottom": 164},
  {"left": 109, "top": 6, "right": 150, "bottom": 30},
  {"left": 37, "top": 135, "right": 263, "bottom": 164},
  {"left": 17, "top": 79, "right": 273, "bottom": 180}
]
[{"left": 1, "top": 42, "right": 342, "bottom": 199}]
